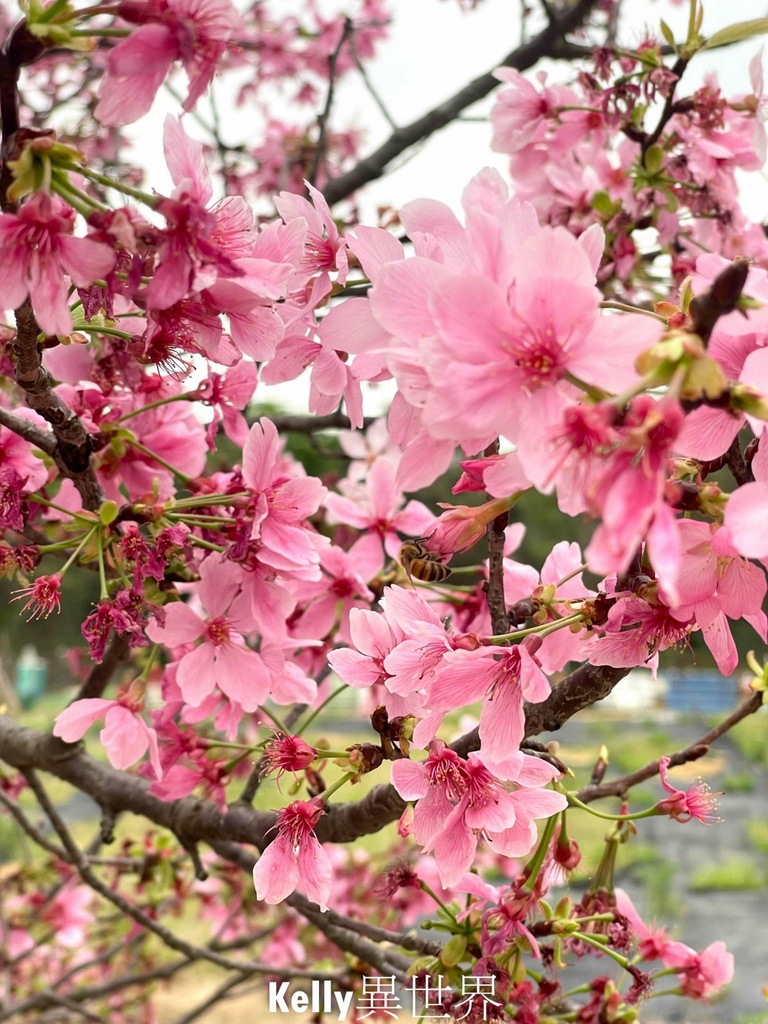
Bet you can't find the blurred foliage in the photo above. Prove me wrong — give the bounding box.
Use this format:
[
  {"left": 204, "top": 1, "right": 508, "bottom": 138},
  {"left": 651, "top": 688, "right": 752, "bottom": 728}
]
[
  {"left": 745, "top": 819, "right": 768, "bottom": 855},
  {"left": 721, "top": 773, "right": 756, "bottom": 794},
  {"left": 689, "top": 858, "right": 765, "bottom": 891}
]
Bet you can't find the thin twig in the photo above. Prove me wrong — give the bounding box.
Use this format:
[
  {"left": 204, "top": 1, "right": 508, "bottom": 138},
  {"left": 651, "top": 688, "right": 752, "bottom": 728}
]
[
  {"left": 322, "top": 0, "right": 601, "bottom": 205},
  {"left": 0, "top": 787, "right": 68, "bottom": 860},
  {"left": 309, "top": 17, "right": 354, "bottom": 187},
  {"left": 350, "top": 32, "right": 397, "bottom": 130},
  {"left": 576, "top": 690, "right": 764, "bottom": 804}
]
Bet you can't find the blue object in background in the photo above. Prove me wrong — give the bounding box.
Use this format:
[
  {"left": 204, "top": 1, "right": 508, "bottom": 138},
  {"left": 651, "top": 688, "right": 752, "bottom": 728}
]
[
  {"left": 664, "top": 671, "right": 737, "bottom": 713},
  {"left": 15, "top": 645, "right": 47, "bottom": 709}
]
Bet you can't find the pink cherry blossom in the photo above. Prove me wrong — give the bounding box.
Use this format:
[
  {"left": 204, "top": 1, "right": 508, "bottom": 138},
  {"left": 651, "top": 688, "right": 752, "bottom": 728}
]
[
  {"left": 146, "top": 554, "right": 270, "bottom": 711},
  {"left": 253, "top": 799, "right": 332, "bottom": 911},
  {"left": 324, "top": 457, "right": 434, "bottom": 563},
  {"left": 656, "top": 756, "right": 722, "bottom": 825},
  {"left": 416, "top": 640, "right": 551, "bottom": 776},
  {"left": 662, "top": 940, "right": 734, "bottom": 999},
  {"left": 392, "top": 741, "right": 565, "bottom": 887},
  {"left": 95, "top": 0, "right": 242, "bottom": 126},
  {"left": 0, "top": 193, "right": 115, "bottom": 337},
  {"left": 242, "top": 417, "right": 327, "bottom": 574},
  {"left": 53, "top": 693, "right": 162, "bottom": 778},
  {"left": 12, "top": 574, "right": 62, "bottom": 621}
]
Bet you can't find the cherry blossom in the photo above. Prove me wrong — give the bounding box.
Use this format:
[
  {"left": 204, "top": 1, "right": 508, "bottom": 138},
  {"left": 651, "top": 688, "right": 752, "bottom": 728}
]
[
  {"left": 0, "top": 193, "right": 115, "bottom": 336},
  {"left": 146, "top": 554, "right": 269, "bottom": 711},
  {"left": 252, "top": 799, "right": 332, "bottom": 911}
]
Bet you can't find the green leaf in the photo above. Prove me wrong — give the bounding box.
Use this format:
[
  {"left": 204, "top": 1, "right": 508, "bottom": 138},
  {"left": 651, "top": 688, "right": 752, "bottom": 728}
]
[
  {"left": 591, "top": 190, "right": 617, "bottom": 218},
  {"left": 644, "top": 144, "right": 665, "bottom": 176},
  {"left": 703, "top": 18, "right": 768, "bottom": 49},
  {"left": 99, "top": 500, "right": 119, "bottom": 526},
  {"left": 660, "top": 19, "right": 676, "bottom": 49},
  {"left": 440, "top": 934, "right": 467, "bottom": 968}
]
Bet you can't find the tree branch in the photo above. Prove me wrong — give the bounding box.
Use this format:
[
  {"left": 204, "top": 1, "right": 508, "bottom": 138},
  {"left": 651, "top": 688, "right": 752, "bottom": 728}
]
[
  {"left": 309, "top": 17, "right": 353, "bottom": 187},
  {"left": 72, "top": 634, "right": 131, "bottom": 702},
  {"left": 0, "top": 404, "right": 57, "bottom": 454},
  {"left": 12, "top": 300, "right": 104, "bottom": 512},
  {"left": 0, "top": 660, "right": 630, "bottom": 853},
  {"left": 576, "top": 689, "right": 764, "bottom": 804},
  {"left": 321, "top": 0, "right": 602, "bottom": 205}
]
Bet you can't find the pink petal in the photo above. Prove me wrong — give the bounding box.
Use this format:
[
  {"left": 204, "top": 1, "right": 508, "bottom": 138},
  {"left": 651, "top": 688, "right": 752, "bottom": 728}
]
[
  {"left": 297, "top": 836, "right": 333, "bottom": 911},
  {"left": 253, "top": 835, "right": 300, "bottom": 905},
  {"left": 390, "top": 759, "right": 429, "bottom": 801},
  {"left": 146, "top": 602, "right": 204, "bottom": 647},
  {"left": 177, "top": 642, "right": 217, "bottom": 706},
  {"left": 214, "top": 644, "right": 271, "bottom": 711},
  {"left": 53, "top": 699, "right": 113, "bottom": 742},
  {"left": 100, "top": 706, "right": 148, "bottom": 770}
]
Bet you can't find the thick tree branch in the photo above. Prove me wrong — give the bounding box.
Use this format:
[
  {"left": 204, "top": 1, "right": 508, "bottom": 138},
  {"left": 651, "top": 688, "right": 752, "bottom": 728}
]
[
  {"left": 11, "top": 300, "right": 104, "bottom": 512},
  {"left": 0, "top": 660, "right": 629, "bottom": 853},
  {"left": 0, "top": 404, "right": 57, "bottom": 454},
  {"left": 321, "top": 0, "right": 602, "bottom": 205}
]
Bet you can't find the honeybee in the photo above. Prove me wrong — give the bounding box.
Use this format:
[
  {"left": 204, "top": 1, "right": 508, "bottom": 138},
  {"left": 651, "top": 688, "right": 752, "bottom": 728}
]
[{"left": 399, "top": 539, "right": 452, "bottom": 584}]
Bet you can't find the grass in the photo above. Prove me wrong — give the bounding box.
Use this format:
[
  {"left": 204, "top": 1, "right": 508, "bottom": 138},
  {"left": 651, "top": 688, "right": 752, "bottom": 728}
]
[
  {"left": 727, "top": 710, "right": 768, "bottom": 769},
  {"left": 581, "top": 721, "right": 674, "bottom": 775},
  {"left": 721, "top": 772, "right": 756, "bottom": 793},
  {"left": 689, "top": 857, "right": 765, "bottom": 891},
  {"left": 745, "top": 819, "right": 768, "bottom": 855}
]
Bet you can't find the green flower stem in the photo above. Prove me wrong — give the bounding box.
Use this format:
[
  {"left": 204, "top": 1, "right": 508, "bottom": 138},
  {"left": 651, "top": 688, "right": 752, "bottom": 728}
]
[
  {"left": 58, "top": 525, "right": 98, "bottom": 576},
  {"left": 562, "top": 370, "right": 611, "bottom": 402},
  {"left": 321, "top": 771, "right": 356, "bottom": 801},
  {"left": 76, "top": 325, "right": 135, "bottom": 341},
  {"left": 204, "top": 740, "right": 257, "bottom": 752},
  {"left": 570, "top": 932, "right": 630, "bottom": 970},
  {"left": 223, "top": 751, "right": 252, "bottom": 774},
  {"left": 51, "top": 171, "right": 109, "bottom": 214},
  {"left": 165, "top": 512, "right": 238, "bottom": 525},
  {"left": 554, "top": 564, "right": 587, "bottom": 588},
  {"left": 69, "top": 27, "right": 130, "bottom": 36},
  {"left": 138, "top": 644, "right": 160, "bottom": 682},
  {"left": 258, "top": 705, "right": 289, "bottom": 734},
  {"left": 37, "top": 537, "right": 91, "bottom": 555},
  {"left": 125, "top": 438, "right": 192, "bottom": 484},
  {"left": 64, "top": 163, "right": 158, "bottom": 208},
  {"left": 31, "top": 496, "right": 95, "bottom": 523},
  {"left": 563, "top": 790, "right": 659, "bottom": 822},
  {"left": 96, "top": 530, "right": 108, "bottom": 601},
  {"left": 523, "top": 813, "right": 559, "bottom": 892},
  {"left": 419, "top": 882, "right": 457, "bottom": 922},
  {"left": 171, "top": 493, "right": 251, "bottom": 509},
  {"left": 489, "top": 612, "right": 584, "bottom": 645},
  {"left": 188, "top": 537, "right": 225, "bottom": 553},
  {"left": 312, "top": 750, "right": 352, "bottom": 760},
  {"left": 112, "top": 557, "right": 132, "bottom": 589},
  {"left": 116, "top": 393, "right": 195, "bottom": 423},
  {"left": 297, "top": 683, "right": 348, "bottom": 736},
  {"left": 600, "top": 300, "right": 666, "bottom": 321},
  {"left": 558, "top": 984, "right": 592, "bottom": 999}
]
